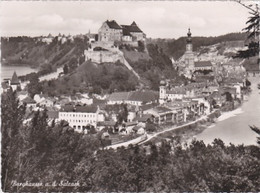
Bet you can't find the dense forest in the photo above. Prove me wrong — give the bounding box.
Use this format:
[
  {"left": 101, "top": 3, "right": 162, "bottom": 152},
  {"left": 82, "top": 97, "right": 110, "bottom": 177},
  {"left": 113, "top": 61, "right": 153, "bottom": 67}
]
[{"left": 2, "top": 89, "right": 260, "bottom": 192}]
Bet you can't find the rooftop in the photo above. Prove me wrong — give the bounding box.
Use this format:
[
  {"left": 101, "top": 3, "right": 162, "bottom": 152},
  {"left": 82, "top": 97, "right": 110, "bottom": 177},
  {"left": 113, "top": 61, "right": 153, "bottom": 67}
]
[
  {"left": 11, "top": 71, "right": 20, "bottom": 85},
  {"left": 22, "top": 97, "right": 36, "bottom": 104},
  {"left": 108, "top": 91, "right": 158, "bottom": 103},
  {"left": 75, "top": 105, "right": 98, "bottom": 113},
  {"left": 105, "top": 20, "right": 122, "bottom": 29},
  {"left": 194, "top": 61, "right": 212, "bottom": 68},
  {"left": 121, "top": 21, "right": 143, "bottom": 33},
  {"left": 47, "top": 111, "right": 59, "bottom": 119}
]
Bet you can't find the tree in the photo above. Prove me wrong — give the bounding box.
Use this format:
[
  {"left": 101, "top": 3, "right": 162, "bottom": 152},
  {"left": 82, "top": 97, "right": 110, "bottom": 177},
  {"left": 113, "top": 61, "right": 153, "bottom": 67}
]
[
  {"left": 245, "top": 79, "right": 251, "bottom": 87},
  {"left": 145, "top": 122, "right": 157, "bottom": 132},
  {"left": 27, "top": 73, "right": 42, "bottom": 98},
  {"left": 235, "top": 1, "right": 259, "bottom": 58},
  {"left": 63, "top": 64, "right": 69, "bottom": 74},
  {"left": 138, "top": 41, "right": 145, "bottom": 52},
  {"left": 250, "top": 125, "right": 260, "bottom": 145},
  {"left": 1, "top": 89, "right": 26, "bottom": 192},
  {"left": 117, "top": 104, "right": 128, "bottom": 124}
]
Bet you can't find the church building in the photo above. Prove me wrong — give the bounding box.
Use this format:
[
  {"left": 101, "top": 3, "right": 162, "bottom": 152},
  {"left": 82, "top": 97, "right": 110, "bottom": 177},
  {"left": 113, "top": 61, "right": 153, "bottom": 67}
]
[{"left": 183, "top": 28, "right": 213, "bottom": 78}]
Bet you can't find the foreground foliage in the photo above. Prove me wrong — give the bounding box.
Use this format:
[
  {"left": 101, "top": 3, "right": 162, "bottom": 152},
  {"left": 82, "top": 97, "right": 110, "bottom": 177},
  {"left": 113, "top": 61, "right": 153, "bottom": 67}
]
[{"left": 1, "top": 90, "right": 260, "bottom": 192}]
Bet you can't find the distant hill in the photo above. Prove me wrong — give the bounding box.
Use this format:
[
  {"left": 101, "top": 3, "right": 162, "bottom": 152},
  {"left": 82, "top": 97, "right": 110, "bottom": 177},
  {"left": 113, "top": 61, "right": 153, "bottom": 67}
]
[
  {"left": 1, "top": 36, "right": 88, "bottom": 70},
  {"left": 148, "top": 32, "right": 247, "bottom": 60}
]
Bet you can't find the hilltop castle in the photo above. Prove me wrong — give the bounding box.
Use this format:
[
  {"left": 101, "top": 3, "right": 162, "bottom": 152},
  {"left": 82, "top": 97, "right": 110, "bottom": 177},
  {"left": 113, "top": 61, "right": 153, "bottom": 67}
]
[{"left": 98, "top": 20, "right": 146, "bottom": 43}]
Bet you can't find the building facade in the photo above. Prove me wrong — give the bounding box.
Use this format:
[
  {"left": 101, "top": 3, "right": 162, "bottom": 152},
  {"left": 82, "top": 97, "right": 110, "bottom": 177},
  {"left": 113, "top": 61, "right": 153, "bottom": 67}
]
[{"left": 58, "top": 105, "right": 104, "bottom": 132}]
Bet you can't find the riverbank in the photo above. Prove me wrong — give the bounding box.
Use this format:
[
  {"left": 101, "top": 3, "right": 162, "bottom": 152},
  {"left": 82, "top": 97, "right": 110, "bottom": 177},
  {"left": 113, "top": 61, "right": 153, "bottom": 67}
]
[
  {"left": 143, "top": 101, "right": 246, "bottom": 146},
  {"left": 195, "top": 76, "right": 260, "bottom": 146},
  {"left": 141, "top": 110, "right": 221, "bottom": 146}
]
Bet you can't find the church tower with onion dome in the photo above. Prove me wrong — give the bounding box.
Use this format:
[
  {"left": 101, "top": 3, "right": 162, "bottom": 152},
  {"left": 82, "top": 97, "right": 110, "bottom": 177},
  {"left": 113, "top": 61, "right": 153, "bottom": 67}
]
[{"left": 184, "top": 28, "right": 195, "bottom": 72}]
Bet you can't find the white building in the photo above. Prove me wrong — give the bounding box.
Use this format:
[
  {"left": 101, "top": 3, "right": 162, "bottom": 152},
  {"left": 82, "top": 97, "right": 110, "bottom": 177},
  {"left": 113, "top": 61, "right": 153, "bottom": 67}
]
[
  {"left": 58, "top": 105, "right": 103, "bottom": 133},
  {"left": 159, "top": 80, "right": 194, "bottom": 104}
]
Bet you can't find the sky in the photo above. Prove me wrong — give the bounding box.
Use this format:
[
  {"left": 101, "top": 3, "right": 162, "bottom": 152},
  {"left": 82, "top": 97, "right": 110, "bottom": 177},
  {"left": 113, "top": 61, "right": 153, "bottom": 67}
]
[{"left": 0, "top": 1, "right": 255, "bottom": 39}]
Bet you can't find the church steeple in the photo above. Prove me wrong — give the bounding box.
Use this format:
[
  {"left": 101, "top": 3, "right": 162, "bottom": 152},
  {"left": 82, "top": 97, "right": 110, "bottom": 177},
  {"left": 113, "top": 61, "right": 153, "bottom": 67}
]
[
  {"left": 187, "top": 28, "right": 192, "bottom": 43},
  {"left": 186, "top": 28, "right": 193, "bottom": 52},
  {"left": 184, "top": 28, "right": 194, "bottom": 73}
]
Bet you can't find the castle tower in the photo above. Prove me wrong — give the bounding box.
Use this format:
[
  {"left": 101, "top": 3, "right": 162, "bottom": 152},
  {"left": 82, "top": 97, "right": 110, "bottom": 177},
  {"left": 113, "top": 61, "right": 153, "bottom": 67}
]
[
  {"left": 159, "top": 80, "right": 167, "bottom": 104},
  {"left": 184, "top": 28, "right": 194, "bottom": 70},
  {"left": 10, "top": 71, "right": 21, "bottom": 91}
]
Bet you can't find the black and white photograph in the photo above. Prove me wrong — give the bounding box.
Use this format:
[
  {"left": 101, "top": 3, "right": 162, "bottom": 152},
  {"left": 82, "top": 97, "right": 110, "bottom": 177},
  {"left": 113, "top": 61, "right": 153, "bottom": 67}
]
[{"left": 1, "top": 0, "right": 260, "bottom": 192}]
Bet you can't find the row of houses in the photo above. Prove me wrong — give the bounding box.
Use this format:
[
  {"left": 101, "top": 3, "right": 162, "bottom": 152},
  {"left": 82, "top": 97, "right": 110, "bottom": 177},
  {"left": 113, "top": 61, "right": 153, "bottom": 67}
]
[{"left": 6, "top": 72, "right": 245, "bottom": 135}]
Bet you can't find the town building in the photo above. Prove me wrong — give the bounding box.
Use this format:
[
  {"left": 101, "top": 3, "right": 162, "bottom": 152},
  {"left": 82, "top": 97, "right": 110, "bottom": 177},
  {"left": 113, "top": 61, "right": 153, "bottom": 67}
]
[
  {"left": 58, "top": 105, "right": 104, "bottom": 132},
  {"left": 159, "top": 80, "right": 195, "bottom": 104},
  {"left": 21, "top": 96, "right": 37, "bottom": 109},
  {"left": 194, "top": 61, "right": 213, "bottom": 71},
  {"left": 143, "top": 106, "right": 178, "bottom": 125},
  {"left": 107, "top": 91, "right": 158, "bottom": 106},
  {"left": 40, "top": 33, "right": 54, "bottom": 44}
]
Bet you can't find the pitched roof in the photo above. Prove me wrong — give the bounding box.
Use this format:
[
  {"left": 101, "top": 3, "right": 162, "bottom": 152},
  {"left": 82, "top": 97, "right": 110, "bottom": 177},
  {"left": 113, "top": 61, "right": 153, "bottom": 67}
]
[
  {"left": 194, "top": 61, "right": 212, "bottom": 68},
  {"left": 139, "top": 103, "right": 159, "bottom": 111},
  {"left": 105, "top": 20, "right": 122, "bottom": 29},
  {"left": 108, "top": 91, "right": 158, "bottom": 103},
  {"left": 121, "top": 21, "right": 143, "bottom": 33},
  {"left": 97, "top": 121, "right": 117, "bottom": 127},
  {"left": 153, "top": 106, "right": 173, "bottom": 114},
  {"left": 108, "top": 92, "right": 130, "bottom": 101},
  {"left": 132, "top": 125, "right": 143, "bottom": 131},
  {"left": 124, "top": 121, "right": 138, "bottom": 127},
  {"left": 167, "top": 88, "right": 186, "bottom": 95},
  {"left": 17, "top": 91, "right": 28, "bottom": 95},
  {"left": 145, "top": 106, "right": 173, "bottom": 115},
  {"left": 122, "top": 27, "right": 132, "bottom": 36},
  {"left": 75, "top": 105, "right": 98, "bottom": 113},
  {"left": 134, "top": 114, "right": 154, "bottom": 122},
  {"left": 1, "top": 82, "right": 9, "bottom": 89},
  {"left": 11, "top": 71, "right": 20, "bottom": 85},
  {"left": 60, "top": 104, "right": 98, "bottom": 113},
  {"left": 47, "top": 111, "right": 59, "bottom": 119},
  {"left": 22, "top": 97, "right": 36, "bottom": 104},
  {"left": 128, "top": 91, "right": 158, "bottom": 103},
  {"left": 61, "top": 104, "right": 74, "bottom": 112}
]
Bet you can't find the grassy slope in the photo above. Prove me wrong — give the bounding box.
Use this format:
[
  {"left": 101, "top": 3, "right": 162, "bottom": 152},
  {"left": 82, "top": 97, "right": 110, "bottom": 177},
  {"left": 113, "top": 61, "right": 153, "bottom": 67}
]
[
  {"left": 41, "top": 61, "right": 139, "bottom": 96},
  {"left": 122, "top": 49, "right": 151, "bottom": 63}
]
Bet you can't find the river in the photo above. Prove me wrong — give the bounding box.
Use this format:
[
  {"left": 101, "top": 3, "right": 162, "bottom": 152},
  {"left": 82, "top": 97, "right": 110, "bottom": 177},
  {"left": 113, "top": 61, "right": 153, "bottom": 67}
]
[
  {"left": 1, "top": 65, "right": 38, "bottom": 82},
  {"left": 195, "top": 76, "right": 260, "bottom": 146}
]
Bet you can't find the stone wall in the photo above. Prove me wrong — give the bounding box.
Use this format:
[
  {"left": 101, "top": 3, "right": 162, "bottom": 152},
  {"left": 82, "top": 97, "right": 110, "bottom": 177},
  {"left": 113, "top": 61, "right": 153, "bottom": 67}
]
[{"left": 84, "top": 50, "right": 124, "bottom": 64}]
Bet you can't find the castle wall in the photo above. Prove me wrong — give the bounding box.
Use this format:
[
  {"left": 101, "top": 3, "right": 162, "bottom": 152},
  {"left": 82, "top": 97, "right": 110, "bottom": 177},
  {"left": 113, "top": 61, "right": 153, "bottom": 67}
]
[
  {"left": 84, "top": 50, "right": 124, "bottom": 64},
  {"left": 130, "top": 32, "right": 145, "bottom": 41}
]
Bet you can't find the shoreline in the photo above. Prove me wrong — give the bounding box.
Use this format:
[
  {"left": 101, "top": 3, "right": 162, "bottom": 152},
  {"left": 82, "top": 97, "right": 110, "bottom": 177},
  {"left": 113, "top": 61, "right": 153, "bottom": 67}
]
[{"left": 141, "top": 102, "right": 246, "bottom": 146}]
